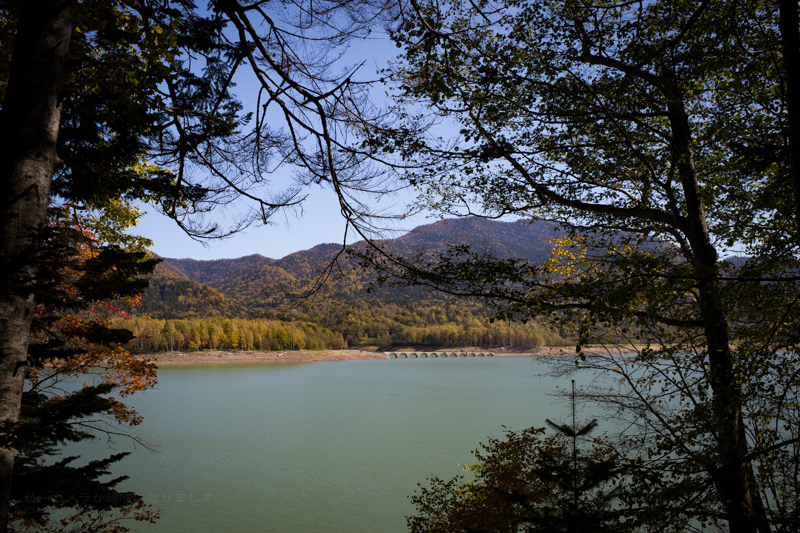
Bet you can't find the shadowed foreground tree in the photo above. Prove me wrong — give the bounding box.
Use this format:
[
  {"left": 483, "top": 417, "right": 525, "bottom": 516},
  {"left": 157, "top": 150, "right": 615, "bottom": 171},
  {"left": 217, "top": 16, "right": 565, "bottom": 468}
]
[
  {"left": 357, "top": 0, "right": 800, "bottom": 532},
  {"left": 408, "top": 423, "right": 629, "bottom": 533},
  {"left": 0, "top": 0, "right": 400, "bottom": 530},
  {"left": 6, "top": 207, "right": 160, "bottom": 532}
]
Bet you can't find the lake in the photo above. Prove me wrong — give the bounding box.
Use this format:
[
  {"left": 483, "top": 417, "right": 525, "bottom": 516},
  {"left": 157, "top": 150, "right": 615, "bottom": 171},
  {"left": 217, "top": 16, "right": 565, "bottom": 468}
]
[{"left": 67, "top": 356, "right": 596, "bottom": 532}]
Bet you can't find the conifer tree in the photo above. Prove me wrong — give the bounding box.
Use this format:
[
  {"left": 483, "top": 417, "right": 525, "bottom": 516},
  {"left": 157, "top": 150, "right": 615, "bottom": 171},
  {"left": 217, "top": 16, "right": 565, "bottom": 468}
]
[
  {"left": 408, "top": 384, "right": 629, "bottom": 533},
  {"left": 6, "top": 207, "right": 159, "bottom": 531}
]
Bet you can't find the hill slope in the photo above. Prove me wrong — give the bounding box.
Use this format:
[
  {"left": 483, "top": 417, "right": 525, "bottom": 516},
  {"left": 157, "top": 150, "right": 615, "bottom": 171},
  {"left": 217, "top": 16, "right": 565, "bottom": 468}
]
[
  {"left": 127, "top": 218, "right": 576, "bottom": 348},
  {"left": 134, "top": 218, "right": 559, "bottom": 317}
]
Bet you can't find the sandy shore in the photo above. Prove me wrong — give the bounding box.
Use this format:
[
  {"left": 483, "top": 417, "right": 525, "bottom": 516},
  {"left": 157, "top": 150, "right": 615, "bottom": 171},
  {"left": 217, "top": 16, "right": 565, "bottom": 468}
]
[
  {"left": 141, "top": 345, "right": 631, "bottom": 365},
  {"left": 146, "top": 349, "right": 386, "bottom": 365}
]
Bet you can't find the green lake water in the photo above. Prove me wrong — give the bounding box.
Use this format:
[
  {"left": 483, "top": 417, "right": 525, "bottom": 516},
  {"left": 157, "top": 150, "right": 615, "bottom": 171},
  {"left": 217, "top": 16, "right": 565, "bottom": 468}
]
[{"left": 66, "top": 356, "right": 596, "bottom": 532}]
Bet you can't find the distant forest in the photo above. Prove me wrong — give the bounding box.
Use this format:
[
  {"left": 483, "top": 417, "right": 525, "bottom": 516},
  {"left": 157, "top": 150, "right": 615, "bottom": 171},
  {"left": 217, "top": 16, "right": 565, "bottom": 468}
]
[
  {"left": 122, "top": 219, "right": 575, "bottom": 351},
  {"left": 115, "top": 317, "right": 348, "bottom": 352},
  {"left": 119, "top": 301, "right": 570, "bottom": 353}
]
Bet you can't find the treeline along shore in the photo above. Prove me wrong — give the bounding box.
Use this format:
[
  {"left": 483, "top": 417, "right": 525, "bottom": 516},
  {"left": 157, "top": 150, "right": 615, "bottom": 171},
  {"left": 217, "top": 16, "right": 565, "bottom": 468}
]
[{"left": 115, "top": 315, "right": 572, "bottom": 354}]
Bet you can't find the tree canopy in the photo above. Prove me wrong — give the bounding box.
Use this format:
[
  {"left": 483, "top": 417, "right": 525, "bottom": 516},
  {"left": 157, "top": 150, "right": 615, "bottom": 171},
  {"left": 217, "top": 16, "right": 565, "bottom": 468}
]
[
  {"left": 3, "top": 0, "right": 800, "bottom": 531},
  {"left": 358, "top": 0, "right": 800, "bottom": 532},
  {"left": 0, "top": 0, "right": 401, "bottom": 530}
]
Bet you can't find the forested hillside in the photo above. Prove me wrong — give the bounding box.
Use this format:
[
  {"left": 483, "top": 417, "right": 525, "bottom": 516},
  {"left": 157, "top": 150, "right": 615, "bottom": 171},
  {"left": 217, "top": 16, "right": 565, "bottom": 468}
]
[
  {"left": 139, "top": 218, "right": 557, "bottom": 311},
  {"left": 127, "top": 218, "right": 571, "bottom": 348}
]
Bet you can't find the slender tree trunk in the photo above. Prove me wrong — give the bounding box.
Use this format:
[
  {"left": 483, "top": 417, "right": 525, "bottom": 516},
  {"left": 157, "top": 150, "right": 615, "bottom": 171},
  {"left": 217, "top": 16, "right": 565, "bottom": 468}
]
[
  {"left": 698, "top": 279, "right": 771, "bottom": 533},
  {"left": 0, "top": 2, "right": 74, "bottom": 531},
  {"left": 666, "top": 90, "right": 771, "bottom": 533}
]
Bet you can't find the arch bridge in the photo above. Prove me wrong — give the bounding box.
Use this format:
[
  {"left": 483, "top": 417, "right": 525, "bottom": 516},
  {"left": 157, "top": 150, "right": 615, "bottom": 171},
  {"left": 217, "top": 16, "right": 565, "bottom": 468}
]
[{"left": 385, "top": 352, "right": 494, "bottom": 358}]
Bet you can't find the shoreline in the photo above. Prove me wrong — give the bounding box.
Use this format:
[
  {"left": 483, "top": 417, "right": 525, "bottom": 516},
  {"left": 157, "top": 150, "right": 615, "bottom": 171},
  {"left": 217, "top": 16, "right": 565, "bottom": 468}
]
[{"left": 140, "top": 345, "right": 634, "bottom": 366}]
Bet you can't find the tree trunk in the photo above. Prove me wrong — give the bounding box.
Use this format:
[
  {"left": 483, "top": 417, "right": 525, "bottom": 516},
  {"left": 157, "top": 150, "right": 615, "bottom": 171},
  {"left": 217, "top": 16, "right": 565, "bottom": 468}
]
[
  {"left": 0, "top": 1, "right": 74, "bottom": 531},
  {"left": 699, "top": 280, "right": 772, "bottom": 533},
  {"left": 666, "top": 90, "right": 772, "bottom": 533}
]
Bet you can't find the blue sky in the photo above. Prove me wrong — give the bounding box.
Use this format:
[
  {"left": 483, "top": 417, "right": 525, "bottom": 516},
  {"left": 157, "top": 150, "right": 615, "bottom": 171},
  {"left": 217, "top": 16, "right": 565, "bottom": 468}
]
[
  {"left": 137, "top": 188, "right": 352, "bottom": 260},
  {"left": 137, "top": 28, "right": 426, "bottom": 260},
  {"left": 136, "top": 184, "right": 426, "bottom": 260}
]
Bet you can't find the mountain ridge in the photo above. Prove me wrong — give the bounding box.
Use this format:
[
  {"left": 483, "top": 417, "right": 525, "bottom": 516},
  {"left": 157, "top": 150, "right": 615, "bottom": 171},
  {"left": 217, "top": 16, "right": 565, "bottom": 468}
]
[{"left": 133, "top": 218, "right": 560, "bottom": 318}]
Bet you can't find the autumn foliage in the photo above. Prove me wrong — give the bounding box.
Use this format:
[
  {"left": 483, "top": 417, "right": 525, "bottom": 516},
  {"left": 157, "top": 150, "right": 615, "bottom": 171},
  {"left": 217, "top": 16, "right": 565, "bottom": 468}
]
[
  {"left": 9, "top": 208, "right": 160, "bottom": 532},
  {"left": 408, "top": 427, "right": 629, "bottom": 533}
]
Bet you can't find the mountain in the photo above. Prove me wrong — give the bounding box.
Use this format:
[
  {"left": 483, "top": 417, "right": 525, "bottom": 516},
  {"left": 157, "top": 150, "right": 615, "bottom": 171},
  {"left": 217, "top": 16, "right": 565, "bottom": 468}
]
[
  {"left": 135, "top": 261, "right": 244, "bottom": 318},
  {"left": 132, "top": 218, "right": 560, "bottom": 318},
  {"left": 388, "top": 217, "right": 559, "bottom": 260}
]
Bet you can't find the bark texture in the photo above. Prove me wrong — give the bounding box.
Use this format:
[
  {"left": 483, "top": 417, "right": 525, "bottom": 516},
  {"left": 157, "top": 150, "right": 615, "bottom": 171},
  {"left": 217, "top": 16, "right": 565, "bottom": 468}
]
[{"left": 0, "top": 1, "right": 74, "bottom": 530}]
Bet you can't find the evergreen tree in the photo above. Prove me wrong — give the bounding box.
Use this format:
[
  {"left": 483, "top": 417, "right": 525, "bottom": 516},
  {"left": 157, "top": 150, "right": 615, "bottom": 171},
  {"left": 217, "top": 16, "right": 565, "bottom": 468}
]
[
  {"left": 408, "top": 416, "right": 630, "bottom": 533},
  {"left": 6, "top": 207, "right": 160, "bottom": 531}
]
